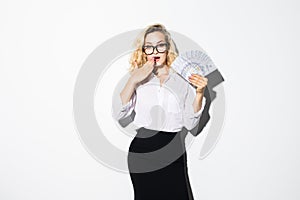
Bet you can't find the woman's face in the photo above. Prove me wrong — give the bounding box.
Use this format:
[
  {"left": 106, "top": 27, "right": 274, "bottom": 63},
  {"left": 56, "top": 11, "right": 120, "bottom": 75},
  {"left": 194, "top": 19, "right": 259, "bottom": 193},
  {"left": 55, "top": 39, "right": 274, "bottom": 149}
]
[{"left": 143, "top": 31, "right": 168, "bottom": 66}]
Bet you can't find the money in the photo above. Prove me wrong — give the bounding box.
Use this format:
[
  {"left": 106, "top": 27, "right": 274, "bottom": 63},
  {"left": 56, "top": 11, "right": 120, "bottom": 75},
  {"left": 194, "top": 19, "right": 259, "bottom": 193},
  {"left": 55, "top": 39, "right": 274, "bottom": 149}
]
[{"left": 171, "top": 50, "right": 217, "bottom": 81}]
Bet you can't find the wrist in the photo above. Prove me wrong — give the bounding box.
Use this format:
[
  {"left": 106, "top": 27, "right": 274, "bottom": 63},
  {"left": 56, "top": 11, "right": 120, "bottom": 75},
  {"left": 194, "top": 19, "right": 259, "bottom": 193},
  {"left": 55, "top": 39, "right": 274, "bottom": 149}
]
[
  {"left": 128, "top": 77, "right": 138, "bottom": 86},
  {"left": 196, "top": 88, "right": 205, "bottom": 94}
]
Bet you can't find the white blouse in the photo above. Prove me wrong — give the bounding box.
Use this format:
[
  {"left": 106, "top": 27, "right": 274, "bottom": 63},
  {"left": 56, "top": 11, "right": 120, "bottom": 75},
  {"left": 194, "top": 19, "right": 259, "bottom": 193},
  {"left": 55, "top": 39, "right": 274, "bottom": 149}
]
[{"left": 113, "top": 69, "right": 206, "bottom": 132}]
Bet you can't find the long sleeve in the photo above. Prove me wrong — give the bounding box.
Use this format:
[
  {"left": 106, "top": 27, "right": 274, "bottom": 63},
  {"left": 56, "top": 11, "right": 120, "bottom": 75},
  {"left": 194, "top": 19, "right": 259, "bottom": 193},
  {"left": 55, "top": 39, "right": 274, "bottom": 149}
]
[
  {"left": 112, "top": 90, "right": 137, "bottom": 121},
  {"left": 182, "top": 83, "right": 206, "bottom": 131}
]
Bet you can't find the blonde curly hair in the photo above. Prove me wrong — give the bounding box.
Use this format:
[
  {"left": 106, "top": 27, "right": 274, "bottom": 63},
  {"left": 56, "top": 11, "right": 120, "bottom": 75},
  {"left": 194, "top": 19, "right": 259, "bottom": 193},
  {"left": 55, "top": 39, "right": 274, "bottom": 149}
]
[{"left": 128, "top": 23, "right": 178, "bottom": 72}]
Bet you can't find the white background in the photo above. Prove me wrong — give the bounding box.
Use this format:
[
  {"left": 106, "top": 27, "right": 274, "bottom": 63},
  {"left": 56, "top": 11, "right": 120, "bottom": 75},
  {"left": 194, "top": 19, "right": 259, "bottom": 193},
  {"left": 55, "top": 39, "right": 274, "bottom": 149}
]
[{"left": 1, "top": 0, "right": 300, "bottom": 199}]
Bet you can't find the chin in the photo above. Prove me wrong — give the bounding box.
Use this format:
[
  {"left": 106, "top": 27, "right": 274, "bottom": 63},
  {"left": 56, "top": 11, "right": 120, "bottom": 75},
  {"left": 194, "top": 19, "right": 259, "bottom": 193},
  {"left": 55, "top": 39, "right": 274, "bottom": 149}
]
[{"left": 156, "top": 62, "right": 165, "bottom": 67}]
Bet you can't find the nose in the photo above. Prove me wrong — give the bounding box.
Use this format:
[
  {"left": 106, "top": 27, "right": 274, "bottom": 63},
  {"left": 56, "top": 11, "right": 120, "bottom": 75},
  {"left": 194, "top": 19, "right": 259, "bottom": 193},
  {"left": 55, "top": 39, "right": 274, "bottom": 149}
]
[{"left": 153, "top": 48, "right": 158, "bottom": 54}]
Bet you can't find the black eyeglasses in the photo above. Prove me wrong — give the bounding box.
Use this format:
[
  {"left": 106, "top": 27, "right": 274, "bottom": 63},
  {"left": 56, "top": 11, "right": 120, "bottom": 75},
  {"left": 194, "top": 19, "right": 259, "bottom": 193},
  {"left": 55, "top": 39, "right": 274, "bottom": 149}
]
[{"left": 142, "top": 43, "right": 169, "bottom": 55}]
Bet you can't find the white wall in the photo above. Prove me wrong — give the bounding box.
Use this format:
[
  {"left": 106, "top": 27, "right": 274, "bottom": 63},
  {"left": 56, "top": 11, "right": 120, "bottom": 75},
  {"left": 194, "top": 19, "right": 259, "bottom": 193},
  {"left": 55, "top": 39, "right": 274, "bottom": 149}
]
[{"left": 0, "top": 0, "right": 299, "bottom": 199}]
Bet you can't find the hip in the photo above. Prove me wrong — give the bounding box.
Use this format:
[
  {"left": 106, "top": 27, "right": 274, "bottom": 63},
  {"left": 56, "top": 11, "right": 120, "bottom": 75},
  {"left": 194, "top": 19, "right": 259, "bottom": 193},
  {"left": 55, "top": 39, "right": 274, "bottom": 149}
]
[{"left": 129, "top": 127, "right": 187, "bottom": 164}]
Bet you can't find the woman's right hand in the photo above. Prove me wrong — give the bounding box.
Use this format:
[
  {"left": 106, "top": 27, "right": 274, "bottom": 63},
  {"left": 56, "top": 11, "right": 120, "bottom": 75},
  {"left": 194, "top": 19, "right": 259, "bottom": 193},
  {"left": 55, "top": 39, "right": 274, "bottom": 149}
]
[{"left": 129, "top": 58, "right": 155, "bottom": 84}]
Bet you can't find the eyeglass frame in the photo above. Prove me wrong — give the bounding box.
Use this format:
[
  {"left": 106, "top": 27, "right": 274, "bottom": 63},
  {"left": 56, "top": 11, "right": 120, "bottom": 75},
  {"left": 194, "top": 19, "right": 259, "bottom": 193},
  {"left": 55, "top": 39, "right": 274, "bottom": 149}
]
[{"left": 142, "top": 43, "right": 169, "bottom": 55}]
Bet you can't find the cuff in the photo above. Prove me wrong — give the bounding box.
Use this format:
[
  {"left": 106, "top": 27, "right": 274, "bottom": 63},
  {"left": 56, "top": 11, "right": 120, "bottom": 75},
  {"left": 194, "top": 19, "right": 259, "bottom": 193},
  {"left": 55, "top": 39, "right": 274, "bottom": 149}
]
[{"left": 120, "top": 98, "right": 133, "bottom": 112}]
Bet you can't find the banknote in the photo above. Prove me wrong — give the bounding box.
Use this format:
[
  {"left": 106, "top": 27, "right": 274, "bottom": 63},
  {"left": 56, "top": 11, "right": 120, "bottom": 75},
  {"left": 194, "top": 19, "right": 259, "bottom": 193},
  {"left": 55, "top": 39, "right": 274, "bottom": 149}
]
[{"left": 171, "top": 50, "right": 217, "bottom": 81}]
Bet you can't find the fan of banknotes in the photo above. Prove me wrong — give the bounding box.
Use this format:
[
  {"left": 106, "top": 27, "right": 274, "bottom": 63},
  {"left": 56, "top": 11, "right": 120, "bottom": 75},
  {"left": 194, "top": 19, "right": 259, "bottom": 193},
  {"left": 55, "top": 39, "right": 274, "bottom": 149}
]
[{"left": 171, "top": 50, "right": 217, "bottom": 81}]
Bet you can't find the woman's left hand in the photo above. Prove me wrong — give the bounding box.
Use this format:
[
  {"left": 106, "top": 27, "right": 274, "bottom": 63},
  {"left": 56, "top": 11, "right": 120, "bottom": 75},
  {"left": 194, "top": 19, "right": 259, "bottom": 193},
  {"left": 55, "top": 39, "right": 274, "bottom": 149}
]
[{"left": 188, "top": 74, "right": 208, "bottom": 93}]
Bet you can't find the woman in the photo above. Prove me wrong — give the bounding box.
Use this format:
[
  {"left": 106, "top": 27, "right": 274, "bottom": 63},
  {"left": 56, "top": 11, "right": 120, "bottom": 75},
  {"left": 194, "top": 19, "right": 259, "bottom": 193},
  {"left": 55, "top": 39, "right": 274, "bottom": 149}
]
[{"left": 114, "top": 24, "right": 207, "bottom": 200}]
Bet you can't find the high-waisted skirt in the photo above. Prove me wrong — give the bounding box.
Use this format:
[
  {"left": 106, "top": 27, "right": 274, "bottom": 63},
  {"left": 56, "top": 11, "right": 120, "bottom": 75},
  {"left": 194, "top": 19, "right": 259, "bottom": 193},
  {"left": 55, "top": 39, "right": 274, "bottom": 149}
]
[{"left": 127, "top": 127, "right": 194, "bottom": 200}]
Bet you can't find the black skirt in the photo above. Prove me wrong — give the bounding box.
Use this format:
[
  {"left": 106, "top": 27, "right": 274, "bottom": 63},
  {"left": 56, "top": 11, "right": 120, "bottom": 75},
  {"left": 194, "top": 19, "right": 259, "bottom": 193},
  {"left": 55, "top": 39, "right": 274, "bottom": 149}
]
[{"left": 127, "top": 127, "right": 194, "bottom": 200}]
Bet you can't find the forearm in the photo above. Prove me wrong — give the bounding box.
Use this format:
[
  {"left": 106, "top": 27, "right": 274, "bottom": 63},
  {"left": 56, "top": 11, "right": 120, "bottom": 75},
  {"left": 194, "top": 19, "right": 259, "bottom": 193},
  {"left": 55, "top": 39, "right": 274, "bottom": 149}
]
[
  {"left": 193, "top": 90, "right": 205, "bottom": 113},
  {"left": 120, "top": 77, "right": 137, "bottom": 105}
]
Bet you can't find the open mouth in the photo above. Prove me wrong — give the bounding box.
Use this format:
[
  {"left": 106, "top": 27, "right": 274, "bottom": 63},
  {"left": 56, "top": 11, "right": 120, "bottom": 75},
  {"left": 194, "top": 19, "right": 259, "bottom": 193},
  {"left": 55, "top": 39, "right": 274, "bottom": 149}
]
[{"left": 153, "top": 56, "right": 160, "bottom": 62}]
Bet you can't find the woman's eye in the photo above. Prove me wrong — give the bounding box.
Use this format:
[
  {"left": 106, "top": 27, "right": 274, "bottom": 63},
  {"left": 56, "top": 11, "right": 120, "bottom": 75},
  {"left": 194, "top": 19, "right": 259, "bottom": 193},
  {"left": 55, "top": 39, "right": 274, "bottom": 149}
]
[{"left": 158, "top": 44, "right": 167, "bottom": 47}]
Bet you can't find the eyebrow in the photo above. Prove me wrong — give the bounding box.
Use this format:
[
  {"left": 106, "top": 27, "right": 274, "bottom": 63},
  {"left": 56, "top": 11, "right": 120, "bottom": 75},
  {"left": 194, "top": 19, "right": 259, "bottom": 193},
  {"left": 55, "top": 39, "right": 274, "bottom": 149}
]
[{"left": 145, "top": 40, "right": 165, "bottom": 45}]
